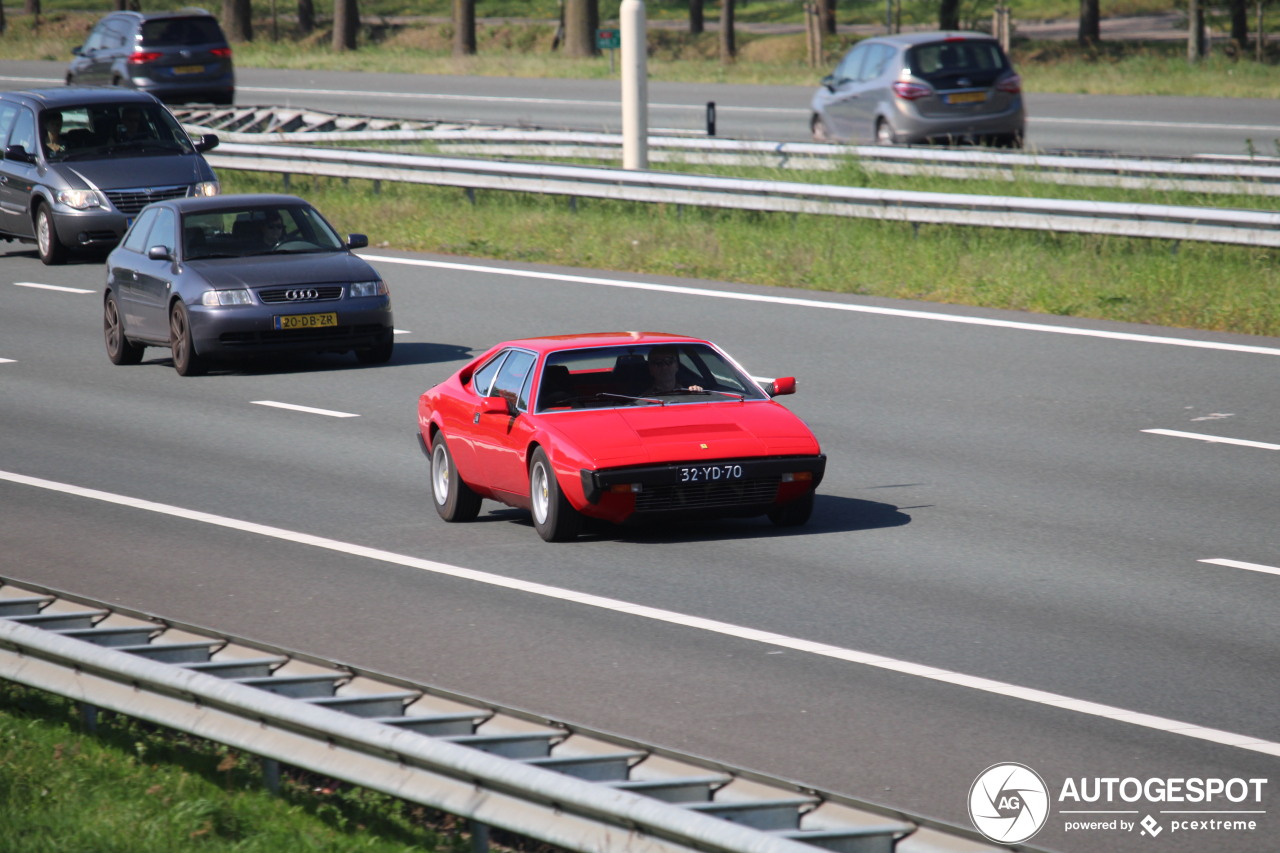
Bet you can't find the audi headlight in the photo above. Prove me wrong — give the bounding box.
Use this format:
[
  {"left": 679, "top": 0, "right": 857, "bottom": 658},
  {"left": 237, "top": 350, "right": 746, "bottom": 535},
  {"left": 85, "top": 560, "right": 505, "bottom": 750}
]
[
  {"left": 56, "top": 189, "right": 103, "bottom": 210},
  {"left": 201, "top": 289, "right": 253, "bottom": 307},
  {"left": 348, "top": 280, "right": 387, "bottom": 298},
  {"left": 191, "top": 181, "right": 220, "bottom": 198}
]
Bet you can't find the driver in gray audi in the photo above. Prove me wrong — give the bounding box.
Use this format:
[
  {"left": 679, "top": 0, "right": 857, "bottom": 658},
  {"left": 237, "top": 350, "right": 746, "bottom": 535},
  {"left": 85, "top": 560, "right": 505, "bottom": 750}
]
[{"left": 0, "top": 87, "right": 219, "bottom": 265}]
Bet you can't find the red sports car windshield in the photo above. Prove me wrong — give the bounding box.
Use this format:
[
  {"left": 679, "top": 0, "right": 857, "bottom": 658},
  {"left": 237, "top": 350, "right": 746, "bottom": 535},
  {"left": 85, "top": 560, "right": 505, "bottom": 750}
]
[{"left": 531, "top": 343, "right": 767, "bottom": 412}]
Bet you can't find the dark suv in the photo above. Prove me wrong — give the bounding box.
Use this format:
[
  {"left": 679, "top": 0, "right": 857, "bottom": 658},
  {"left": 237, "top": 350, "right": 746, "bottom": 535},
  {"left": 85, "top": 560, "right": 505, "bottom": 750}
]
[
  {"left": 66, "top": 10, "right": 235, "bottom": 105},
  {"left": 0, "top": 88, "right": 220, "bottom": 265}
]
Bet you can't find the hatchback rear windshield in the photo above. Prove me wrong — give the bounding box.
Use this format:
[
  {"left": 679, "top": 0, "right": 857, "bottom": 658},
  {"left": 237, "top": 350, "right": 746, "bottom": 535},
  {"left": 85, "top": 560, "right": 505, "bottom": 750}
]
[
  {"left": 140, "top": 16, "right": 226, "bottom": 47},
  {"left": 906, "top": 40, "right": 1009, "bottom": 84}
]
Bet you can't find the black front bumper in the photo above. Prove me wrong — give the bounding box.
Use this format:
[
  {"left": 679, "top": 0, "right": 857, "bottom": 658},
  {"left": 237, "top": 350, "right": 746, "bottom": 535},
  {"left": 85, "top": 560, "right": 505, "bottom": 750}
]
[{"left": 581, "top": 455, "right": 826, "bottom": 514}]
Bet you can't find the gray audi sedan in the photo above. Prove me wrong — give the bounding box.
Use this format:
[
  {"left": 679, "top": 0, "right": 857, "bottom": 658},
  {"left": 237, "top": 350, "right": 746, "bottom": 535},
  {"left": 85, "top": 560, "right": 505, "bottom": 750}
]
[
  {"left": 810, "top": 31, "right": 1025, "bottom": 147},
  {"left": 103, "top": 194, "right": 394, "bottom": 375}
]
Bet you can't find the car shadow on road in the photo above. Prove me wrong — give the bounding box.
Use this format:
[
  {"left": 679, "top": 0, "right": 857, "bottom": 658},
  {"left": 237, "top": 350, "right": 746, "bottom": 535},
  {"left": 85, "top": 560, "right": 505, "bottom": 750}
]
[
  {"left": 138, "top": 341, "right": 473, "bottom": 375},
  {"left": 477, "top": 494, "right": 912, "bottom": 543}
]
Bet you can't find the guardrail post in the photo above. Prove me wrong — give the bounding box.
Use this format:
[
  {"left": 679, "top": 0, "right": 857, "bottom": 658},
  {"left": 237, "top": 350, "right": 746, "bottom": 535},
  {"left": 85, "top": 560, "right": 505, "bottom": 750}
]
[
  {"left": 262, "top": 757, "right": 281, "bottom": 794},
  {"left": 469, "top": 820, "right": 490, "bottom": 853},
  {"left": 79, "top": 701, "right": 98, "bottom": 733},
  {"left": 706, "top": 102, "right": 716, "bottom": 137}
]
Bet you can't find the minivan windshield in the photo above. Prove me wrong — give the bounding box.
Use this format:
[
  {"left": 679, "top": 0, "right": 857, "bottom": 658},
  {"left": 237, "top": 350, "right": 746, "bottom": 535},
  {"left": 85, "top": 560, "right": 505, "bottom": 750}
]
[{"left": 41, "top": 103, "right": 194, "bottom": 162}]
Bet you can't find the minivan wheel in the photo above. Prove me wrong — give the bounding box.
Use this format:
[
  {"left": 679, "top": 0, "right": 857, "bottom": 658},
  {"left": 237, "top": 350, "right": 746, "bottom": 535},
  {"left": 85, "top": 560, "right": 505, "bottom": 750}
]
[
  {"left": 811, "top": 115, "right": 832, "bottom": 143},
  {"left": 874, "top": 119, "right": 898, "bottom": 146},
  {"left": 36, "top": 206, "right": 69, "bottom": 266}
]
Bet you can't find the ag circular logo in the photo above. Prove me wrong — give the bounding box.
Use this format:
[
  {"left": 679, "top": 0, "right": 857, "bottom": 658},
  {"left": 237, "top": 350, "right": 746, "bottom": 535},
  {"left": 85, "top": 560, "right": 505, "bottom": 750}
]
[{"left": 968, "top": 762, "right": 1050, "bottom": 844}]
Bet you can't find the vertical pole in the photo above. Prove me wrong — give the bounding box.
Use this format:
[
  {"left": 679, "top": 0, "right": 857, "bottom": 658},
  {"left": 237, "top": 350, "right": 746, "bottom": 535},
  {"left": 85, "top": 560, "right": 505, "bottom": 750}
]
[{"left": 621, "top": 0, "right": 648, "bottom": 170}]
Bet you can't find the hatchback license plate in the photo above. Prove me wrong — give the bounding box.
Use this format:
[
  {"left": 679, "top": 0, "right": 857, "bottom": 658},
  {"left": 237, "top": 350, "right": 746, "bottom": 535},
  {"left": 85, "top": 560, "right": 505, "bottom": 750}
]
[
  {"left": 680, "top": 464, "right": 745, "bottom": 483},
  {"left": 275, "top": 312, "right": 338, "bottom": 330},
  {"left": 947, "top": 91, "right": 987, "bottom": 104},
  {"left": 173, "top": 65, "right": 206, "bottom": 75}
]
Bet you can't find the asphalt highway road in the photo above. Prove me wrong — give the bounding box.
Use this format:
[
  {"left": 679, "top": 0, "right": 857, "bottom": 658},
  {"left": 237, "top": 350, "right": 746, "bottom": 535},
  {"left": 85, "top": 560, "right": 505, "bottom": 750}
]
[
  {"left": 3, "top": 60, "right": 1280, "bottom": 157},
  {"left": 2, "top": 244, "right": 1277, "bottom": 853}
]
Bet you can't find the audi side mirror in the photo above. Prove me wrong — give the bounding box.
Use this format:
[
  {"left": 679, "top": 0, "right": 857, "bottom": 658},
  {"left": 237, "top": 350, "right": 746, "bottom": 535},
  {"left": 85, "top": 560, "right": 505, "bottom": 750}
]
[
  {"left": 346, "top": 233, "right": 368, "bottom": 250},
  {"left": 194, "top": 133, "right": 219, "bottom": 152}
]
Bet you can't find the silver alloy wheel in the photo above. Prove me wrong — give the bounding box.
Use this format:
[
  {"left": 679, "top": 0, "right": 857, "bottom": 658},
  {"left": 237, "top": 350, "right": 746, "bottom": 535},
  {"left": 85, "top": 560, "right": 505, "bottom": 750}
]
[
  {"left": 431, "top": 442, "right": 451, "bottom": 506},
  {"left": 37, "top": 211, "right": 52, "bottom": 257},
  {"left": 530, "top": 460, "right": 550, "bottom": 525}
]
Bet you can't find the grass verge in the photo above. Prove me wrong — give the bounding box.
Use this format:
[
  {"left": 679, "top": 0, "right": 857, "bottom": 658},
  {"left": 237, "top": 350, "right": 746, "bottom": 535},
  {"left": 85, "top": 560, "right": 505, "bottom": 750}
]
[
  {"left": 0, "top": 680, "right": 463, "bottom": 852},
  {"left": 223, "top": 169, "right": 1280, "bottom": 338}
]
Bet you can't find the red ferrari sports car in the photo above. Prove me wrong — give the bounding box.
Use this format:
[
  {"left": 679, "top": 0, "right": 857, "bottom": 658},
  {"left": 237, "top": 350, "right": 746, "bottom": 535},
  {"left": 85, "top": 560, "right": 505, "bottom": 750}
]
[{"left": 416, "top": 332, "right": 826, "bottom": 541}]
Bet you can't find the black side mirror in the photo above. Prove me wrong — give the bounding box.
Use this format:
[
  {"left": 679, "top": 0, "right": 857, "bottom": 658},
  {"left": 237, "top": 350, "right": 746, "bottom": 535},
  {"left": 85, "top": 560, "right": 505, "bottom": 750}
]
[
  {"left": 194, "top": 133, "right": 219, "bottom": 152},
  {"left": 72, "top": 46, "right": 82, "bottom": 56},
  {"left": 3, "top": 145, "right": 33, "bottom": 164},
  {"left": 346, "top": 233, "right": 368, "bottom": 250},
  {"left": 821, "top": 74, "right": 837, "bottom": 92}
]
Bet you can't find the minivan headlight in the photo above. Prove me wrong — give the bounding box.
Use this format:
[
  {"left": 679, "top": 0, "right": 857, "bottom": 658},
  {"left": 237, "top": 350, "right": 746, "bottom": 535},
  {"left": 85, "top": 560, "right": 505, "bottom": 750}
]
[
  {"left": 191, "top": 181, "right": 220, "bottom": 197},
  {"left": 56, "top": 189, "right": 103, "bottom": 210},
  {"left": 348, "top": 280, "right": 387, "bottom": 298},
  {"left": 201, "top": 289, "right": 253, "bottom": 306}
]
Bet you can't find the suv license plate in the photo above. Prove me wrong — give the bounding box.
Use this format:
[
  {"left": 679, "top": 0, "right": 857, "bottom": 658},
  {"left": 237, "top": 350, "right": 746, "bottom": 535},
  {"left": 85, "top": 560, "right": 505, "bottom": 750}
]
[{"left": 275, "top": 312, "right": 338, "bottom": 330}]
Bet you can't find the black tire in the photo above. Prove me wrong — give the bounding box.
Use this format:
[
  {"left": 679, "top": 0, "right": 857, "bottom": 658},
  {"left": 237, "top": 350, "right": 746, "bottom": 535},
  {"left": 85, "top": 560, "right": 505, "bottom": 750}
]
[
  {"left": 768, "top": 491, "right": 815, "bottom": 527},
  {"left": 529, "top": 447, "right": 581, "bottom": 542},
  {"left": 356, "top": 337, "right": 394, "bottom": 365},
  {"left": 36, "top": 205, "right": 68, "bottom": 266},
  {"left": 874, "top": 118, "right": 898, "bottom": 147},
  {"left": 431, "top": 432, "right": 482, "bottom": 522},
  {"left": 811, "top": 114, "right": 832, "bottom": 143},
  {"left": 169, "top": 302, "right": 207, "bottom": 376},
  {"left": 104, "top": 292, "right": 144, "bottom": 365}
]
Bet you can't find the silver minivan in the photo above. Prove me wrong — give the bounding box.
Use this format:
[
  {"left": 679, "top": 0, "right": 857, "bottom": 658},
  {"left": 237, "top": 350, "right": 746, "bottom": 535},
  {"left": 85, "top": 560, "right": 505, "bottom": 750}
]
[
  {"left": 0, "top": 87, "right": 219, "bottom": 265},
  {"left": 810, "top": 31, "right": 1025, "bottom": 148}
]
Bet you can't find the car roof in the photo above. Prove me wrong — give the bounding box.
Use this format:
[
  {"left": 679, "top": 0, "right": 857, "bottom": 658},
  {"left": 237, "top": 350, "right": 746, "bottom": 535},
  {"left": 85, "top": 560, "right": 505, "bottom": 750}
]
[
  {"left": 102, "top": 8, "right": 220, "bottom": 21},
  {"left": 149, "top": 193, "right": 314, "bottom": 214},
  {"left": 864, "top": 30, "right": 1000, "bottom": 48},
  {"left": 0, "top": 88, "right": 163, "bottom": 109},
  {"left": 498, "top": 332, "right": 712, "bottom": 354}
]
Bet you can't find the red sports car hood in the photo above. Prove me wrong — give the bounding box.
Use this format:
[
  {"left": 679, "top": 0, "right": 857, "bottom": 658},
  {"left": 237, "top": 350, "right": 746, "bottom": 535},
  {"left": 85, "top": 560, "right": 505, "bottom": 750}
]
[{"left": 544, "top": 401, "right": 820, "bottom": 468}]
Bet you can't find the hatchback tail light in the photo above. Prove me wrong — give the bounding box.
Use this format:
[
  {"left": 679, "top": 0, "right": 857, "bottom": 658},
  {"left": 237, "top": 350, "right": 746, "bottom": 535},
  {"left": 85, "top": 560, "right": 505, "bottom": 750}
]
[
  {"left": 128, "top": 51, "right": 162, "bottom": 64},
  {"left": 891, "top": 81, "right": 932, "bottom": 101},
  {"left": 211, "top": 47, "right": 232, "bottom": 58},
  {"left": 996, "top": 74, "right": 1022, "bottom": 94}
]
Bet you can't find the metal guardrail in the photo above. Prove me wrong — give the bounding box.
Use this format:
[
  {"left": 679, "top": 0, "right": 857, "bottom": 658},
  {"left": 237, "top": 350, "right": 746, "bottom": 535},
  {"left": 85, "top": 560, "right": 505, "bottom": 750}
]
[
  {"left": 199, "top": 140, "right": 1280, "bottom": 249},
  {"left": 0, "top": 577, "right": 1038, "bottom": 853},
  {"left": 173, "top": 104, "right": 1280, "bottom": 196}
]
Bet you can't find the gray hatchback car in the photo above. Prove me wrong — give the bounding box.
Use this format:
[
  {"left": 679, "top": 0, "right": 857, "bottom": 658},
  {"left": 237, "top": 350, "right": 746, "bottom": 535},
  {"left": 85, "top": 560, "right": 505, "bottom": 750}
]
[
  {"left": 103, "top": 194, "right": 394, "bottom": 376},
  {"left": 0, "top": 88, "right": 220, "bottom": 265},
  {"left": 810, "top": 31, "right": 1025, "bottom": 148}
]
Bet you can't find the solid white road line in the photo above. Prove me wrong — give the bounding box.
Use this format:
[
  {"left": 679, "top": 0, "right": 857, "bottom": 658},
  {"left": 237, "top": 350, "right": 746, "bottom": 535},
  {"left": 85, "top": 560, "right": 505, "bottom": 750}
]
[
  {"left": 361, "top": 256, "right": 1280, "bottom": 358},
  {"left": 2, "top": 468, "right": 1277, "bottom": 759},
  {"left": 250, "top": 401, "right": 360, "bottom": 418},
  {"left": 1143, "top": 429, "right": 1280, "bottom": 450},
  {"left": 1200, "top": 558, "right": 1280, "bottom": 578},
  {"left": 13, "top": 282, "right": 94, "bottom": 294}
]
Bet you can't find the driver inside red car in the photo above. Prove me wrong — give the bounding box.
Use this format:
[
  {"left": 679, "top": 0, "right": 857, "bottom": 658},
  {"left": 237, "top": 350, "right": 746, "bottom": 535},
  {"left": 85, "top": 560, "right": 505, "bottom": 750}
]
[{"left": 642, "top": 346, "right": 703, "bottom": 395}]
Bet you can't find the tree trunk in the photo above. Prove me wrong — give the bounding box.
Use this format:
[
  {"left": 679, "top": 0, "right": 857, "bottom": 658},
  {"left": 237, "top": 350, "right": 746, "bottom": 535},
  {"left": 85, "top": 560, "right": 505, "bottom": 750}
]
[
  {"left": 1229, "top": 0, "right": 1249, "bottom": 46},
  {"left": 1078, "top": 0, "right": 1100, "bottom": 46},
  {"left": 223, "top": 0, "right": 253, "bottom": 42},
  {"left": 938, "top": 0, "right": 960, "bottom": 31},
  {"left": 820, "top": 0, "right": 837, "bottom": 36},
  {"left": 23, "top": 0, "right": 38, "bottom": 15},
  {"left": 689, "top": 0, "right": 703, "bottom": 35},
  {"left": 333, "top": 0, "right": 358, "bottom": 51},
  {"left": 453, "top": 0, "right": 476, "bottom": 55},
  {"left": 563, "top": 0, "right": 597, "bottom": 57},
  {"left": 720, "top": 0, "right": 736, "bottom": 63},
  {"left": 297, "top": 0, "right": 315, "bottom": 35}
]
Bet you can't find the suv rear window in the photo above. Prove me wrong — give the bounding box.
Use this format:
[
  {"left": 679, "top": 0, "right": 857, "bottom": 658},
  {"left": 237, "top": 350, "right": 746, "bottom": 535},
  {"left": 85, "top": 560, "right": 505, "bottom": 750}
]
[
  {"left": 140, "top": 16, "right": 226, "bottom": 47},
  {"left": 907, "top": 40, "right": 1009, "bottom": 86}
]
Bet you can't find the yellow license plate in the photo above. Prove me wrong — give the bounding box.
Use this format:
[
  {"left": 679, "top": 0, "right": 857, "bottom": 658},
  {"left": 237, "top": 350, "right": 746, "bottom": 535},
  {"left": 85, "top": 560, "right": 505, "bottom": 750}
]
[
  {"left": 275, "top": 312, "right": 338, "bottom": 330},
  {"left": 173, "top": 65, "right": 206, "bottom": 75},
  {"left": 947, "top": 91, "right": 987, "bottom": 104}
]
